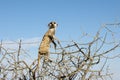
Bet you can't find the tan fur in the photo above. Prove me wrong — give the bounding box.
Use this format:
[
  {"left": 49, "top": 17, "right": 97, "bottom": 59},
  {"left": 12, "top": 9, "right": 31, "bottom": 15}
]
[
  {"left": 39, "top": 28, "right": 55, "bottom": 55},
  {"left": 32, "top": 22, "right": 59, "bottom": 79},
  {"left": 38, "top": 21, "right": 59, "bottom": 68}
]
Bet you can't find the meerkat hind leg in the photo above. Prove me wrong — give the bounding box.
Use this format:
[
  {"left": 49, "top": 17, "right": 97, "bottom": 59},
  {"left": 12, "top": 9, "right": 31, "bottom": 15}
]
[{"left": 44, "top": 53, "right": 52, "bottom": 62}]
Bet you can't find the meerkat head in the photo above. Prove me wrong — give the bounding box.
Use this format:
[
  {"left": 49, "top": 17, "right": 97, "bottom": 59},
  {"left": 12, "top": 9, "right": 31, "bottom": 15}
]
[{"left": 48, "top": 21, "right": 58, "bottom": 29}]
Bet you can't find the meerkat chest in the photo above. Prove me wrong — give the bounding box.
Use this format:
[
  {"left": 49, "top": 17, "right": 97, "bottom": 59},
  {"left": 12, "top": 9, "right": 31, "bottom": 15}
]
[
  {"left": 40, "top": 29, "right": 55, "bottom": 46},
  {"left": 49, "top": 28, "right": 55, "bottom": 35}
]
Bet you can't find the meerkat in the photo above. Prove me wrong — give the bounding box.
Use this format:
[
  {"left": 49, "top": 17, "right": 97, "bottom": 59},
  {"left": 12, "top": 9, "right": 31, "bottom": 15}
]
[
  {"left": 32, "top": 22, "right": 61, "bottom": 79},
  {"left": 38, "top": 21, "right": 60, "bottom": 68}
]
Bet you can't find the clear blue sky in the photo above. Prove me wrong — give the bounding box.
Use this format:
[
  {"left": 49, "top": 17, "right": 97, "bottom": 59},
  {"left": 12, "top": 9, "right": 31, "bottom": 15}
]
[
  {"left": 0, "top": 0, "right": 120, "bottom": 79},
  {"left": 0, "top": 0, "right": 120, "bottom": 40}
]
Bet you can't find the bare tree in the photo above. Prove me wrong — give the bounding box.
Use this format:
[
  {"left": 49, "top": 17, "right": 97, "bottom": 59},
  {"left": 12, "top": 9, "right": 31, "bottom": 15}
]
[{"left": 0, "top": 22, "right": 120, "bottom": 80}]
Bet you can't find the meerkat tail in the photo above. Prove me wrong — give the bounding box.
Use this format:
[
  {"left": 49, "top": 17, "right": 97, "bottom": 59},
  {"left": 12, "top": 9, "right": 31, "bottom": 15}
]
[{"left": 37, "top": 53, "right": 41, "bottom": 69}]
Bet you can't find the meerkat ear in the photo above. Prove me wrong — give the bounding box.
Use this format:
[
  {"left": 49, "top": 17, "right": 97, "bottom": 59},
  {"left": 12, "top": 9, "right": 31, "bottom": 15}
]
[{"left": 55, "top": 23, "right": 58, "bottom": 27}]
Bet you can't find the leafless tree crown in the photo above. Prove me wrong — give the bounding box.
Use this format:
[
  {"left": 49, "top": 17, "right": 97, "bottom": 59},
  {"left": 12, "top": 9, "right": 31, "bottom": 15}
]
[{"left": 0, "top": 23, "right": 120, "bottom": 80}]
